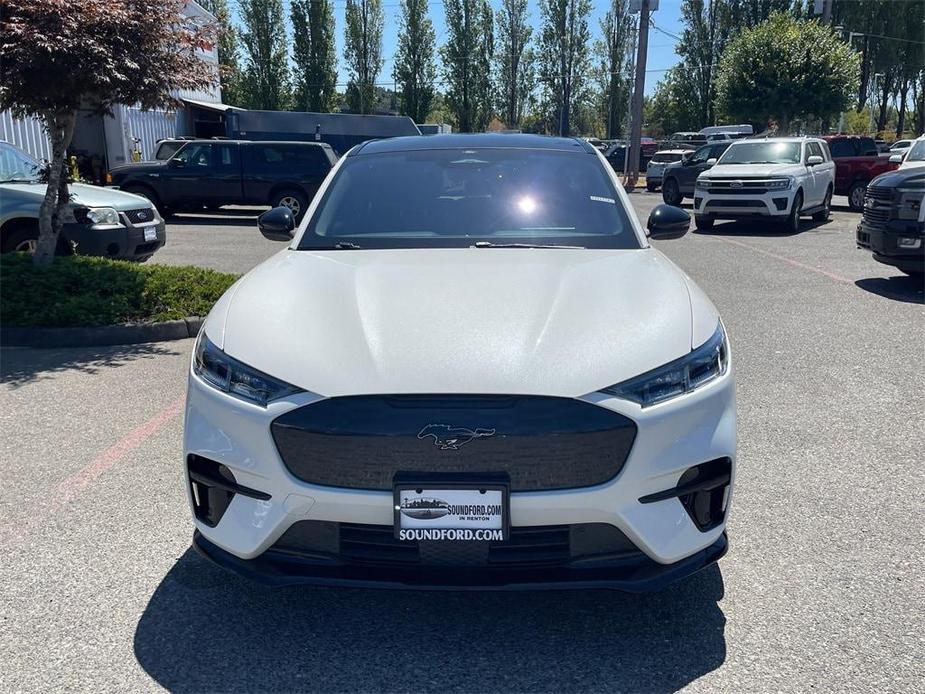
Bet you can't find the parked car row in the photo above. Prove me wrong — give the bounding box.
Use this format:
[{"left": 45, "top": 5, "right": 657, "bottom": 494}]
[
  {"left": 641, "top": 134, "right": 924, "bottom": 279},
  {"left": 0, "top": 141, "right": 165, "bottom": 260}
]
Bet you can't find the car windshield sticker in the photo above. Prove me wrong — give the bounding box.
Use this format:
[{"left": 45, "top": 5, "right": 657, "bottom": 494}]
[{"left": 590, "top": 195, "right": 615, "bottom": 204}]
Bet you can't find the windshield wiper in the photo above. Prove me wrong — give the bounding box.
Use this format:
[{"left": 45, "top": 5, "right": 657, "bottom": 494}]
[
  {"left": 310, "top": 241, "right": 362, "bottom": 250},
  {"left": 472, "top": 241, "right": 586, "bottom": 249}
]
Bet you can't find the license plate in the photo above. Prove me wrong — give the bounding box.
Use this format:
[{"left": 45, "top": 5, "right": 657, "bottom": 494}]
[
  {"left": 143, "top": 226, "right": 157, "bottom": 242},
  {"left": 394, "top": 484, "right": 508, "bottom": 541}
]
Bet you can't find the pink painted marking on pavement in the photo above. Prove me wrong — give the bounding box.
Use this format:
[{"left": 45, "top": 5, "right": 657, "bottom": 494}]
[
  {"left": 714, "top": 236, "right": 854, "bottom": 284},
  {"left": 0, "top": 397, "right": 185, "bottom": 550}
]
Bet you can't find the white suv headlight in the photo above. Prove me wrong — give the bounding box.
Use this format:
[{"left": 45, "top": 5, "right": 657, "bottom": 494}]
[
  {"left": 695, "top": 178, "right": 710, "bottom": 190},
  {"left": 86, "top": 207, "right": 120, "bottom": 225},
  {"left": 766, "top": 178, "right": 793, "bottom": 190},
  {"left": 601, "top": 322, "right": 729, "bottom": 407},
  {"left": 194, "top": 332, "right": 303, "bottom": 406}
]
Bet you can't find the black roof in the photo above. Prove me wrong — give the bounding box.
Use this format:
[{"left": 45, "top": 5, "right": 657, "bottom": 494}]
[
  {"left": 351, "top": 134, "right": 596, "bottom": 156},
  {"left": 232, "top": 110, "right": 420, "bottom": 137}
]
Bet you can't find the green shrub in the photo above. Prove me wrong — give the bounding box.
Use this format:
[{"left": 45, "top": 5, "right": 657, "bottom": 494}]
[{"left": 0, "top": 253, "right": 239, "bottom": 327}]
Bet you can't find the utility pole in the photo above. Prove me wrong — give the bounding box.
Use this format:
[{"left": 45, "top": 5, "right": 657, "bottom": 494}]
[{"left": 626, "top": 0, "right": 651, "bottom": 186}]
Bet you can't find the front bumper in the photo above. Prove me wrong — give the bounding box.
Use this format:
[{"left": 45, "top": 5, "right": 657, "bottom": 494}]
[
  {"left": 63, "top": 209, "right": 165, "bottom": 260},
  {"left": 183, "top": 363, "right": 736, "bottom": 590},
  {"left": 193, "top": 528, "right": 728, "bottom": 592},
  {"left": 694, "top": 190, "right": 792, "bottom": 218},
  {"left": 857, "top": 221, "right": 925, "bottom": 272}
]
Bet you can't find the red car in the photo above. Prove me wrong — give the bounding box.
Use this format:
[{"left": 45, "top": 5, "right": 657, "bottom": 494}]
[{"left": 822, "top": 135, "right": 900, "bottom": 211}]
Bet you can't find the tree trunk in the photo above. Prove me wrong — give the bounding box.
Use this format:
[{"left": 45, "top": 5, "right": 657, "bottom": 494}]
[
  {"left": 896, "top": 78, "right": 909, "bottom": 137},
  {"left": 34, "top": 110, "right": 76, "bottom": 267},
  {"left": 875, "top": 77, "right": 891, "bottom": 133}
]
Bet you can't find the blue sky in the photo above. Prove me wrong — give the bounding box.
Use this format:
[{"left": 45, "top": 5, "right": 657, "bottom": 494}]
[{"left": 239, "top": 1, "right": 685, "bottom": 96}]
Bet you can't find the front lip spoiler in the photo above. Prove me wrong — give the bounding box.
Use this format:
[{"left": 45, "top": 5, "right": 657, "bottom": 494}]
[{"left": 192, "top": 530, "right": 727, "bottom": 593}]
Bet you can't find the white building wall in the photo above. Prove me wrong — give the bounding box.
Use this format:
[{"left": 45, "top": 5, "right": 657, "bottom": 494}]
[
  {"left": 0, "top": 111, "right": 51, "bottom": 161},
  {"left": 113, "top": 105, "right": 182, "bottom": 164}
]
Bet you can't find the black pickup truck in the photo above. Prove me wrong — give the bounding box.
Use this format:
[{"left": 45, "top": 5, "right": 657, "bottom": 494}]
[{"left": 109, "top": 140, "right": 337, "bottom": 220}]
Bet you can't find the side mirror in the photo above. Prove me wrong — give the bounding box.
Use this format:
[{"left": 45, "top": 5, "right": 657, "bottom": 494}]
[
  {"left": 706, "top": 158, "right": 717, "bottom": 166},
  {"left": 806, "top": 155, "right": 823, "bottom": 166},
  {"left": 258, "top": 206, "right": 296, "bottom": 241},
  {"left": 889, "top": 154, "right": 903, "bottom": 164},
  {"left": 167, "top": 157, "right": 185, "bottom": 168},
  {"left": 647, "top": 204, "right": 690, "bottom": 240}
]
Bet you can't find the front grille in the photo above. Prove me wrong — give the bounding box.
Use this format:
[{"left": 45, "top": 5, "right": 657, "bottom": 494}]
[
  {"left": 271, "top": 395, "right": 637, "bottom": 491},
  {"left": 866, "top": 186, "right": 894, "bottom": 203},
  {"left": 862, "top": 206, "right": 891, "bottom": 225},
  {"left": 124, "top": 208, "right": 156, "bottom": 224},
  {"left": 705, "top": 199, "right": 765, "bottom": 208},
  {"left": 270, "top": 521, "right": 642, "bottom": 569}
]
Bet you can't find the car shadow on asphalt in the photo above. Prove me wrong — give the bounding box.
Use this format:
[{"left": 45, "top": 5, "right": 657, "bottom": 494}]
[
  {"left": 855, "top": 275, "right": 924, "bottom": 304},
  {"left": 0, "top": 342, "right": 181, "bottom": 389},
  {"left": 134, "top": 548, "right": 727, "bottom": 693}
]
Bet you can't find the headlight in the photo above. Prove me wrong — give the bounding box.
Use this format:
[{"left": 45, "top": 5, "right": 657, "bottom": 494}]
[
  {"left": 897, "top": 184, "right": 924, "bottom": 220},
  {"left": 600, "top": 322, "right": 729, "bottom": 407},
  {"left": 695, "top": 178, "right": 710, "bottom": 190},
  {"left": 86, "top": 207, "right": 120, "bottom": 225},
  {"left": 766, "top": 178, "right": 792, "bottom": 190},
  {"left": 193, "top": 332, "right": 303, "bottom": 406}
]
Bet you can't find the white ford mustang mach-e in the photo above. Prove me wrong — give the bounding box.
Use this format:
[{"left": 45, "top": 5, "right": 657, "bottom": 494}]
[{"left": 184, "top": 134, "right": 736, "bottom": 591}]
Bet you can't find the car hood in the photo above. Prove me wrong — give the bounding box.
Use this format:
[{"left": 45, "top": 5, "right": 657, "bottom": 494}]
[
  {"left": 706, "top": 163, "right": 804, "bottom": 178},
  {"left": 205, "top": 248, "right": 718, "bottom": 398},
  {"left": 0, "top": 181, "right": 153, "bottom": 210},
  {"left": 109, "top": 161, "right": 167, "bottom": 176},
  {"left": 68, "top": 183, "right": 154, "bottom": 210}
]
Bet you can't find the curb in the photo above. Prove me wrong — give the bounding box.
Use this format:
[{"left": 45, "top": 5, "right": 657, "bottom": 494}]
[{"left": 1, "top": 317, "right": 203, "bottom": 348}]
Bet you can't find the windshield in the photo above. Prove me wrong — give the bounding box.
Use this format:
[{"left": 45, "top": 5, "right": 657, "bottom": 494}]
[
  {"left": 719, "top": 141, "right": 801, "bottom": 165},
  {"left": 651, "top": 153, "right": 682, "bottom": 164},
  {"left": 0, "top": 143, "right": 42, "bottom": 183},
  {"left": 906, "top": 140, "right": 925, "bottom": 162},
  {"left": 299, "top": 148, "right": 640, "bottom": 250}
]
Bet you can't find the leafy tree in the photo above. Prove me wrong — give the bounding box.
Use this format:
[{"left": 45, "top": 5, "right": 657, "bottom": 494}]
[
  {"left": 199, "top": 0, "right": 244, "bottom": 106},
  {"left": 0, "top": 0, "right": 214, "bottom": 266},
  {"left": 595, "top": 0, "right": 635, "bottom": 138},
  {"left": 495, "top": 0, "right": 535, "bottom": 129},
  {"left": 715, "top": 12, "right": 860, "bottom": 132},
  {"left": 344, "top": 0, "right": 384, "bottom": 114},
  {"left": 538, "top": 0, "right": 592, "bottom": 136},
  {"left": 290, "top": 0, "right": 338, "bottom": 112},
  {"left": 394, "top": 0, "right": 437, "bottom": 123},
  {"left": 647, "top": 65, "right": 702, "bottom": 136},
  {"left": 239, "top": 0, "right": 290, "bottom": 110},
  {"left": 441, "top": 0, "right": 493, "bottom": 131}
]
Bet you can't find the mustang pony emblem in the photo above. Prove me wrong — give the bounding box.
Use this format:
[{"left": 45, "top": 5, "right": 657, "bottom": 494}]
[{"left": 417, "top": 424, "right": 496, "bottom": 450}]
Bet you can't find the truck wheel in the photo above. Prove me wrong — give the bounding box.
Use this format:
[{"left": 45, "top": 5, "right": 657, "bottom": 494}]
[
  {"left": 847, "top": 181, "right": 866, "bottom": 212},
  {"left": 785, "top": 191, "right": 803, "bottom": 234},
  {"left": 662, "top": 178, "right": 683, "bottom": 206},
  {"left": 694, "top": 215, "right": 714, "bottom": 230},
  {"left": 272, "top": 189, "right": 309, "bottom": 221},
  {"left": 813, "top": 187, "right": 832, "bottom": 222}
]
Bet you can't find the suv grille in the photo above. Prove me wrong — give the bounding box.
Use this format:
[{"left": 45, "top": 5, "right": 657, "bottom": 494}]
[
  {"left": 270, "top": 521, "right": 642, "bottom": 569},
  {"left": 863, "top": 187, "right": 894, "bottom": 227},
  {"left": 124, "top": 208, "right": 156, "bottom": 224},
  {"left": 270, "top": 395, "right": 637, "bottom": 491}
]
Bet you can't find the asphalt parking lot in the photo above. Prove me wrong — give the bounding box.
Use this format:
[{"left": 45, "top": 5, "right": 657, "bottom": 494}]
[{"left": 1, "top": 193, "right": 923, "bottom": 692}]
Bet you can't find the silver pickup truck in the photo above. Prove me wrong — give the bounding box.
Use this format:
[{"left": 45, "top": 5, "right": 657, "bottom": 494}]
[{"left": 0, "top": 141, "right": 165, "bottom": 260}]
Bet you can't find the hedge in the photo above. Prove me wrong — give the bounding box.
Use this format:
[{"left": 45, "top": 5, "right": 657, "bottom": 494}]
[{"left": 0, "top": 253, "right": 238, "bottom": 327}]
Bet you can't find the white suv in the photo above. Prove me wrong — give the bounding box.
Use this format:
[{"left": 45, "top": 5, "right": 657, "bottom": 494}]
[{"left": 693, "top": 137, "right": 836, "bottom": 232}]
